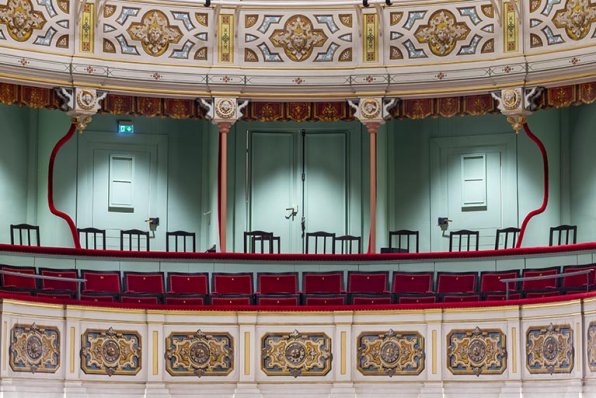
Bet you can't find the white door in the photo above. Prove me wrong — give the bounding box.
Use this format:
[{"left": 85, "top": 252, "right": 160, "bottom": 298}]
[
  {"left": 77, "top": 133, "right": 168, "bottom": 250},
  {"left": 430, "top": 134, "right": 517, "bottom": 252}
]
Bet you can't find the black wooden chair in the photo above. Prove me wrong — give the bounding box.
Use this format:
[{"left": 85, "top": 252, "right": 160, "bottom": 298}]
[
  {"left": 78, "top": 227, "right": 106, "bottom": 250},
  {"left": 549, "top": 225, "right": 577, "bottom": 246},
  {"left": 120, "top": 229, "right": 150, "bottom": 251},
  {"left": 388, "top": 230, "right": 419, "bottom": 253},
  {"left": 495, "top": 227, "right": 520, "bottom": 250},
  {"left": 243, "top": 231, "right": 275, "bottom": 253},
  {"left": 449, "top": 229, "right": 479, "bottom": 252},
  {"left": 166, "top": 231, "right": 196, "bottom": 252},
  {"left": 334, "top": 235, "right": 361, "bottom": 254},
  {"left": 10, "top": 224, "right": 40, "bottom": 246},
  {"left": 305, "top": 231, "right": 336, "bottom": 254}
]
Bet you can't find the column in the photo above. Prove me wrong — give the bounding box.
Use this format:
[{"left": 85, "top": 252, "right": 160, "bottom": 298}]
[
  {"left": 364, "top": 122, "right": 381, "bottom": 254},
  {"left": 217, "top": 121, "right": 232, "bottom": 253}
]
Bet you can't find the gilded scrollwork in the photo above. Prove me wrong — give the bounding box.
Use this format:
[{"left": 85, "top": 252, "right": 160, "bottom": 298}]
[
  {"left": 128, "top": 10, "right": 182, "bottom": 56},
  {"left": 270, "top": 15, "right": 328, "bottom": 62},
  {"left": 447, "top": 327, "right": 506, "bottom": 376},
  {"left": 81, "top": 327, "right": 142, "bottom": 376},
  {"left": 414, "top": 10, "right": 470, "bottom": 56},
  {"left": 357, "top": 329, "right": 425, "bottom": 376},
  {"left": 261, "top": 330, "right": 332, "bottom": 377},
  {"left": 165, "top": 329, "right": 234, "bottom": 377},
  {"left": 10, "top": 323, "right": 60, "bottom": 373},
  {"left": 587, "top": 322, "right": 596, "bottom": 372},
  {"left": 0, "top": 0, "right": 46, "bottom": 42},
  {"left": 553, "top": 0, "right": 596, "bottom": 40},
  {"left": 526, "top": 323, "right": 574, "bottom": 374}
]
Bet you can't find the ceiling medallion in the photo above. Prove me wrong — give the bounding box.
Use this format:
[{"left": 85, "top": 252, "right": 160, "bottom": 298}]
[
  {"left": 553, "top": 0, "right": 596, "bottom": 41},
  {"left": 215, "top": 98, "right": 236, "bottom": 119},
  {"left": 0, "top": 0, "right": 46, "bottom": 42},
  {"left": 128, "top": 10, "right": 182, "bottom": 56},
  {"left": 360, "top": 98, "right": 381, "bottom": 119},
  {"left": 270, "top": 15, "right": 328, "bottom": 62},
  {"left": 414, "top": 10, "right": 470, "bottom": 56}
]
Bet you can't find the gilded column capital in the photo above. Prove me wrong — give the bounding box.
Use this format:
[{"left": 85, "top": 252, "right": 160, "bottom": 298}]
[
  {"left": 491, "top": 86, "right": 544, "bottom": 133},
  {"left": 199, "top": 97, "right": 249, "bottom": 126},
  {"left": 55, "top": 86, "right": 107, "bottom": 132}
]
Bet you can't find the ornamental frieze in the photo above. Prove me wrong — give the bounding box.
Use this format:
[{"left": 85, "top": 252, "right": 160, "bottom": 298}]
[
  {"left": 447, "top": 327, "right": 506, "bottom": 376},
  {"left": 553, "top": 0, "right": 596, "bottom": 40},
  {"left": 270, "top": 15, "right": 327, "bottom": 62},
  {"left": 261, "top": 330, "right": 332, "bottom": 377},
  {"left": 81, "top": 327, "right": 142, "bottom": 376},
  {"left": 10, "top": 323, "right": 60, "bottom": 373},
  {"left": 526, "top": 323, "right": 574, "bottom": 374},
  {"left": 588, "top": 322, "right": 596, "bottom": 372},
  {"left": 357, "top": 329, "right": 425, "bottom": 376},
  {"left": 128, "top": 10, "right": 182, "bottom": 56},
  {"left": 414, "top": 10, "right": 470, "bottom": 56},
  {"left": 165, "top": 330, "right": 234, "bottom": 377},
  {"left": 0, "top": 0, "right": 46, "bottom": 42}
]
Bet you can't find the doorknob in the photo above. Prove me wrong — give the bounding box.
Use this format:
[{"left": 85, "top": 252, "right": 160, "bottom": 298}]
[{"left": 285, "top": 207, "right": 298, "bottom": 220}]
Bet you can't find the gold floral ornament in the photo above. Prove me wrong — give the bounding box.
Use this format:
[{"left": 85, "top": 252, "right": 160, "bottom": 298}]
[
  {"left": 588, "top": 322, "right": 596, "bottom": 372},
  {"left": 447, "top": 327, "right": 506, "bottom": 376},
  {"left": 10, "top": 323, "right": 60, "bottom": 373},
  {"left": 270, "top": 15, "right": 328, "bottom": 62},
  {"left": 81, "top": 327, "right": 142, "bottom": 376},
  {"left": 128, "top": 10, "right": 182, "bottom": 56},
  {"left": 526, "top": 323, "right": 574, "bottom": 374},
  {"left": 261, "top": 330, "right": 332, "bottom": 377},
  {"left": 415, "top": 10, "right": 470, "bottom": 56},
  {"left": 165, "top": 330, "right": 234, "bottom": 377},
  {"left": 357, "top": 329, "right": 425, "bottom": 376},
  {"left": 553, "top": 0, "right": 596, "bottom": 41},
  {"left": 0, "top": 0, "right": 46, "bottom": 42}
]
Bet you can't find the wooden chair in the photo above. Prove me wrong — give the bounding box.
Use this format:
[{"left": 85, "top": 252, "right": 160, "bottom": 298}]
[
  {"left": 495, "top": 227, "right": 520, "bottom": 250},
  {"left": 77, "top": 227, "right": 106, "bottom": 250},
  {"left": 305, "top": 231, "right": 335, "bottom": 254},
  {"left": 388, "top": 230, "right": 419, "bottom": 253},
  {"left": 243, "top": 231, "right": 275, "bottom": 254},
  {"left": 10, "top": 224, "right": 40, "bottom": 246},
  {"left": 334, "top": 235, "right": 361, "bottom": 254},
  {"left": 166, "top": 231, "right": 196, "bottom": 252},
  {"left": 449, "top": 229, "right": 479, "bottom": 252},
  {"left": 549, "top": 225, "right": 577, "bottom": 246},
  {"left": 120, "top": 229, "right": 150, "bottom": 251}
]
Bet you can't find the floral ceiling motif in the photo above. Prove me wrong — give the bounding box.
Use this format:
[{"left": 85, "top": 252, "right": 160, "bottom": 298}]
[
  {"left": 128, "top": 10, "right": 183, "bottom": 56},
  {"left": 270, "top": 15, "right": 328, "bottom": 61},
  {"left": 415, "top": 10, "right": 470, "bottom": 56},
  {"left": 553, "top": 0, "right": 596, "bottom": 40},
  {"left": 0, "top": 0, "right": 46, "bottom": 41}
]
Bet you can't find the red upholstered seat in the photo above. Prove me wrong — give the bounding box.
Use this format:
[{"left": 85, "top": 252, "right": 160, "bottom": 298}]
[
  {"left": 525, "top": 290, "right": 560, "bottom": 299},
  {"left": 441, "top": 293, "right": 480, "bottom": 303},
  {"left": 212, "top": 273, "right": 253, "bottom": 295},
  {"left": 392, "top": 272, "right": 433, "bottom": 294},
  {"left": 121, "top": 294, "right": 161, "bottom": 304},
  {"left": 167, "top": 272, "right": 209, "bottom": 294},
  {"left": 480, "top": 270, "right": 519, "bottom": 293},
  {"left": 347, "top": 271, "right": 389, "bottom": 293},
  {"left": 256, "top": 295, "right": 300, "bottom": 306},
  {"left": 0, "top": 288, "right": 34, "bottom": 296},
  {"left": 1, "top": 266, "right": 37, "bottom": 289},
  {"left": 483, "top": 292, "right": 522, "bottom": 301},
  {"left": 521, "top": 267, "right": 560, "bottom": 290},
  {"left": 165, "top": 295, "right": 206, "bottom": 305},
  {"left": 124, "top": 272, "right": 165, "bottom": 294},
  {"left": 396, "top": 294, "right": 436, "bottom": 304},
  {"left": 39, "top": 268, "right": 78, "bottom": 291},
  {"left": 37, "top": 291, "right": 75, "bottom": 299},
  {"left": 436, "top": 272, "right": 477, "bottom": 294},
  {"left": 80, "top": 293, "right": 117, "bottom": 303},
  {"left": 303, "top": 294, "right": 346, "bottom": 305},
  {"left": 211, "top": 295, "right": 253, "bottom": 305},
  {"left": 81, "top": 270, "right": 121, "bottom": 293},
  {"left": 351, "top": 294, "right": 392, "bottom": 305},
  {"left": 561, "top": 265, "right": 596, "bottom": 289},
  {"left": 257, "top": 272, "right": 299, "bottom": 294},
  {"left": 303, "top": 272, "right": 345, "bottom": 294}
]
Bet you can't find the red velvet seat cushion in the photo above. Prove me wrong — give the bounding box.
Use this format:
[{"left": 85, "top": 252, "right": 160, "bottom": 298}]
[
  {"left": 257, "top": 296, "right": 299, "bottom": 306},
  {"left": 1, "top": 266, "right": 37, "bottom": 289},
  {"left": 525, "top": 290, "right": 560, "bottom": 299},
  {"left": 40, "top": 269, "right": 77, "bottom": 291},
  {"left": 80, "top": 294, "right": 116, "bottom": 303},
  {"left": 37, "top": 291, "right": 75, "bottom": 299},
  {"left": 168, "top": 274, "right": 208, "bottom": 294},
  {"left": 211, "top": 296, "right": 252, "bottom": 305},
  {"left": 437, "top": 273, "right": 477, "bottom": 294},
  {"left": 121, "top": 295, "right": 160, "bottom": 304},
  {"left": 397, "top": 295, "right": 436, "bottom": 304},
  {"left": 562, "top": 265, "right": 596, "bottom": 288},
  {"left": 0, "top": 288, "right": 33, "bottom": 296},
  {"left": 303, "top": 295, "right": 346, "bottom": 305},
  {"left": 348, "top": 273, "right": 388, "bottom": 293},
  {"left": 442, "top": 294, "right": 480, "bottom": 303},
  {"left": 484, "top": 293, "right": 522, "bottom": 301},
  {"left": 257, "top": 274, "right": 298, "bottom": 294},
  {"left": 125, "top": 273, "right": 165, "bottom": 294},
  {"left": 303, "top": 273, "right": 344, "bottom": 294},
  {"left": 82, "top": 271, "right": 121, "bottom": 293},
  {"left": 480, "top": 271, "right": 519, "bottom": 292},
  {"left": 392, "top": 273, "right": 432, "bottom": 293},
  {"left": 352, "top": 295, "right": 392, "bottom": 305},
  {"left": 212, "top": 274, "right": 253, "bottom": 294},
  {"left": 522, "top": 269, "right": 559, "bottom": 290},
  {"left": 165, "top": 297, "right": 205, "bottom": 305}
]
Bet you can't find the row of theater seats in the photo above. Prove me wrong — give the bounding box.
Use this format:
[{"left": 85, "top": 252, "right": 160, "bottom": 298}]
[{"left": 0, "top": 264, "right": 593, "bottom": 305}]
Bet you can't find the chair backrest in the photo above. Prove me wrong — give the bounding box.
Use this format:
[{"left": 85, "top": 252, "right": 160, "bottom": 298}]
[
  {"left": 334, "top": 235, "right": 361, "bottom": 254},
  {"left": 449, "top": 230, "right": 479, "bottom": 252},
  {"left": 167, "top": 272, "right": 209, "bottom": 294},
  {"left": 495, "top": 227, "right": 520, "bottom": 250},
  {"left": 521, "top": 267, "right": 560, "bottom": 290},
  {"left": 120, "top": 229, "right": 150, "bottom": 251},
  {"left": 0, "top": 265, "right": 37, "bottom": 289},
  {"left": 80, "top": 270, "right": 121, "bottom": 293},
  {"left": 243, "top": 231, "right": 274, "bottom": 254},
  {"left": 10, "top": 224, "right": 40, "bottom": 246},
  {"left": 257, "top": 272, "right": 299, "bottom": 294},
  {"left": 347, "top": 271, "right": 389, "bottom": 293},
  {"left": 305, "top": 232, "right": 336, "bottom": 254},
  {"left": 253, "top": 235, "right": 281, "bottom": 254},
  {"left": 212, "top": 273, "right": 254, "bottom": 295},
  {"left": 562, "top": 264, "right": 596, "bottom": 288},
  {"left": 392, "top": 272, "right": 433, "bottom": 294},
  {"left": 549, "top": 225, "right": 577, "bottom": 246},
  {"left": 166, "top": 231, "right": 196, "bottom": 252},
  {"left": 480, "top": 270, "right": 520, "bottom": 293},
  {"left": 436, "top": 272, "right": 478, "bottom": 294},
  {"left": 302, "top": 271, "right": 344, "bottom": 294},
  {"left": 78, "top": 227, "right": 106, "bottom": 250},
  {"left": 39, "top": 268, "right": 78, "bottom": 291},
  {"left": 123, "top": 272, "right": 165, "bottom": 294},
  {"left": 388, "top": 230, "right": 419, "bottom": 253}
]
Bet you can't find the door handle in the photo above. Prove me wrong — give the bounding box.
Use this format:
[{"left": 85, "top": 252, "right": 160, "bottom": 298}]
[
  {"left": 285, "top": 207, "right": 298, "bottom": 220},
  {"left": 438, "top": 217, "right": 452, "bottom": 231}
]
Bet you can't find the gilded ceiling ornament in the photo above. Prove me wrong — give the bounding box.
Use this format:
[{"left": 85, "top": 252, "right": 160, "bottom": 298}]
[
  {"left": 261, "top": 330, "right": 332, "bottom": 377},
  {"left": 447, "top": 327, "right": 506, "bottom": 376},
  {"left": 501, "top": 88, "right": 522, "bottom": 110},
  {"left": 526, "top": 323, "right": 574, "bottom": 374},
  {"left": 76, "top": 89, "right": 98, "bottom": 111},
  {"left": 128, "top": 10, "right": 182, "bottom": 56},
  {"left": 531, "top": 0, "right": 543, "bottom": 13},
  {"left": 414, "top": 10, "right": 470, "bottom": 56},
  {"left": 360, "top": 98, "right": 381, "bottom": 119},
  {"left": 10, "top": 323, "right": 60, "bottom": 373},
  {"left": 0, "top": 0, "right": 46, "bottom": 42},
  {"left": 357, "top": 329, "right": 425, "bottom": 376},
  {"left": 81, "top": 327, "right": 142, "bottom": 376},
  {"left": 339, "top": 48, "right": 352, "bottom": 62},
  {"left": 270, "top": 15, "right": 328, "bottom": 62},
  {"left": 165, "top": 330, "right": 234, "bottom": 377},
  {"left": 588, "top": 322, "right": 596, "bottom": 372},
  {"left": 215, "top": 98, "right": 236, "bottom": 119},
  {"left": 553, "top": 0, "right": 596, "bottom": 40},
  {"left": 339, "top": 14, "right": 353, "bottom": 27}
]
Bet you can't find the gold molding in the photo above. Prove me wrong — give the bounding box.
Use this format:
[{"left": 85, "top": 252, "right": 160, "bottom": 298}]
[
  {"left": 432, "top": 330, "right": 437, "bottom": 375},
  {"left": 341, "top": 331, "right": 346, "bottom": 375},
  {"left": 512, "top": 327, "right": 517, "bottom": 374},
  {"left": 2, "top": 321, "right": 6, "bottom": 371},
  {"left": 576, "top": 322, "right": 580, "bottom": 371},
  {"left": 244, "top": 331, "right": 250, "bottom": 376},
  {"left": 70, "top": 327, "right": 75, "bottom": 374},
  {"left": 153, "top": 331, "right": 158, "bottom": 376}
]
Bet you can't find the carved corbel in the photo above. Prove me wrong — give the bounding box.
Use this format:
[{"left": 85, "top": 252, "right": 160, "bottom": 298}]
[
  {"left": 491, "top": 87, "right": 544, "bottom": 133},
  {"left": 348, "top": 97, "right": 399, "bottom": 125},
  {"left": 55, "top": 87, "right": 107, "bottom": 132},
  {"left": 199, "top": 97, "right": 249, "bottom": 126}
]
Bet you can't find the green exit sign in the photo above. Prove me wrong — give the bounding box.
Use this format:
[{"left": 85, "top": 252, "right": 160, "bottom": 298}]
[{"left": 118, "top": 121, "right": 134, "bottom": 134}]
